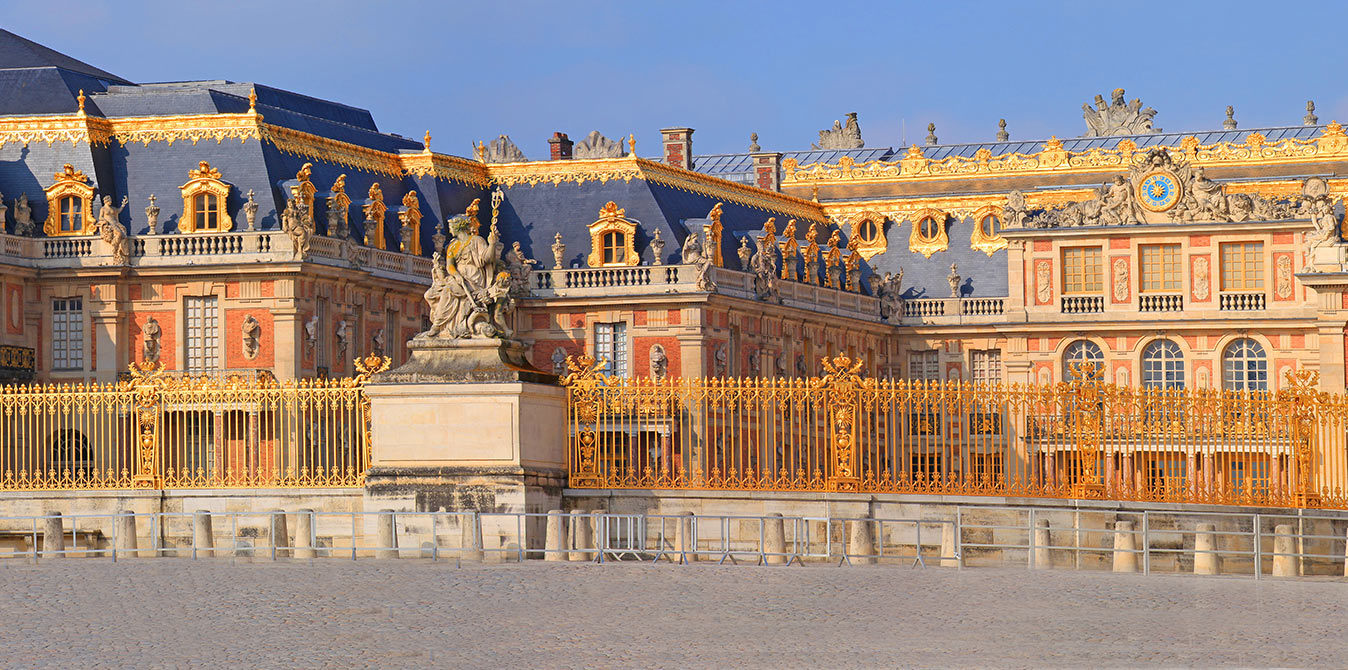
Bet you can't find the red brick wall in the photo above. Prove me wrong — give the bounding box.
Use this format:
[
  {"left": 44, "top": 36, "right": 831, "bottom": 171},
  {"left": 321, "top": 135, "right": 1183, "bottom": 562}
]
[
  {"left": 633, "top": 336, "right": 680, "bottom": 377},
  {"left": 225, "top": 309, "right": 273, "bottom": 369},
  {"left": 668, "top": 309, "right": 681, "bottom": 326},
  {"left": 532, "top": 338, "right": 584, "bottom": 373},
  {"left": 130, "top": 311, "right": 176, "bottom": 369},
  {"left": 300, "top": 311, "right": 314, "bottom": 368}
]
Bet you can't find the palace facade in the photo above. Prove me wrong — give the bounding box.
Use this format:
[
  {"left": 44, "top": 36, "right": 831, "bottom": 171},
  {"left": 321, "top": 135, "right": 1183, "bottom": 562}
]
[{"left": 1, "top": 30, "right": 1345, "bottom": 398}]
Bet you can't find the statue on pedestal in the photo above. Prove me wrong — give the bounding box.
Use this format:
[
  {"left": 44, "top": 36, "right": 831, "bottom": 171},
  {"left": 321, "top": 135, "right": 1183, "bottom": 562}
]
[
  {"left": 94, "top": 196, "right": 130, "bottom": 266},
  {"left": 421, "top": 215, "right": 513, "bottom": 339}
]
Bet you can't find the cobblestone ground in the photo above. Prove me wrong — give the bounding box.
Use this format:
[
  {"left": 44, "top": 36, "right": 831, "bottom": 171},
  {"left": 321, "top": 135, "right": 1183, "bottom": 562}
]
[{"left": 0, "top": 559, "right": 1344, "bottom": 669}]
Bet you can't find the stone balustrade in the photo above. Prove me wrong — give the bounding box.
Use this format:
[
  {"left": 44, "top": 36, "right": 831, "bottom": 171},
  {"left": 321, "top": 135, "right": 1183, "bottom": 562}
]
[
  {"left": 530, "top": 263, "right": 881, "bottom": 322},
  {"left": 897, "top": 296, "right": 1006, "bottom": 324},
  {"left": 0, "top": 231, "right": 429, "bottom": 284}
]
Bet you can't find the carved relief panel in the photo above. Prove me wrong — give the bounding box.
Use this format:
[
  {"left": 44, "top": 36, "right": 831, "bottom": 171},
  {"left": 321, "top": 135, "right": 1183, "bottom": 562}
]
[{"left": 1034, "top": 259, "right": 1053, "bottom": 305}]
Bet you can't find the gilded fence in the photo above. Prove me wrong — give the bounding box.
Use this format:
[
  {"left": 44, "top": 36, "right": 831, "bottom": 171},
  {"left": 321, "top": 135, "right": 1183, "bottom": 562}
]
[
  {"left": 563, "top": 355, "right": 1348, "bottom": 509},
  {"left": 0, "top": 356, "right": 388, "bottom": 490}
]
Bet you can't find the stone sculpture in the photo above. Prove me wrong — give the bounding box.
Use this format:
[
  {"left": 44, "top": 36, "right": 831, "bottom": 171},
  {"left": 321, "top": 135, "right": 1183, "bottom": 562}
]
[
  {"left": 713, "top": 344, "right": 728, "bottom": 376},
  {"left": 680, "top": 230, "right": 703, "bottom": 265},
  {"left": 144, "top": 195, "right": 160, "bottom": 235},
  {"left": 737, "top": 236, "right": 753, "bottom": 269},
  {"left": 142, "top": 316, "right": 161, "bottom": 363},
  {"left": 1300, "top": 177, "right": 1340, "bottom": 269},
  {"left": 12, "top": 194, "right": 33, "bottom": 237},
  {"left": 925, "top": 123, "right": 938, "bottom": 146},
  {"left": 0, "top": 192, "right": 7, "bottom": 234},
  {"left": 650, "top": 229, "right": 665, "bottom": 265},
  {"left": 1003, "top": 191, "right": 1028, "bottom": 229},
  {"left": 551, "top": 232, "right": 566, "bottom": 269},
  {"left": 947, "top": 263, "right": 961, "bottom": 298},
  {"left": 750, "top": 240, "right": 781, "bottom": 304},
  {"left": 551, "top": 347, "right": 567, "bottom": 375},
  {"left": 875, "top": 269, "right": 905, "bottom": 320},
  {"left": 327, "top": 175, "right": 349, "bottom": 239},
  {"left": 996, "top": 119, "right": 1009, "bottom": 142},
  {"left": 748, "top": 133, "right": 760, "bottom": 152},
  {"left": 1081, "top": 88, "right": 1159, "bottom": 137},
  {"left": 94, "top": 196, "right": 130, "bottom": 266},
  {"left": 574, "top": 131, "right": 623, "bottom": 159},
  {"left": 281, "top": 196, "right": 313, "bottom": 260},
  {"left": 304, "top": 315, "right": 318, "bottom": 350},
  {"left": 241, "top": 314, "right": 261, "bottom": 360},
  {"left": 1192, "top": 257, "right": 1210, "bottom": 301},
  {"left": 420, "top": 215, "right": 514, "bottom": 340},
  {"left": 813, "top": 112, "right": 863, "bottom": 150},
  {"left": 335, "top": 319, "right": 349, "bottom": 357},
  {"left": 504, "top": 241, "right": 537, "bottom": 296},
  {"left": 1222, "top": 105, "right": 1237, "bottom": 130},
  {"left": 649, "top": 344, "right": 668, "bottom": 380},
  {"left": 372, "top": 328, "right": 386, "bottom": 357},
  {"left": 484, "top": 135, "right": 527, "bottom": 163},
  {"left": 1305, "top": 100, "right": 1319, "bottom": 126},
  {"left": 243, "top": 189, "right": 258, "bottom": 231}
]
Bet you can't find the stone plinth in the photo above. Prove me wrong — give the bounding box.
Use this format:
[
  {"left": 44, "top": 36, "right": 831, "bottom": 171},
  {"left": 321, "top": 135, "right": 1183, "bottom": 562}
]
[{"left": 363, "top": 337, "right": 567, "bottom": 554}]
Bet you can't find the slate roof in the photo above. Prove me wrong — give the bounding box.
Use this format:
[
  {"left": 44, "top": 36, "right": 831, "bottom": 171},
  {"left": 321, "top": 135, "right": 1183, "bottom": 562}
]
[
  {"left": 693, "top": 126, "right": 1330, "bottom": 182},
  {"left": 0, "top": 29, "right": 128, "bottom": 84}
]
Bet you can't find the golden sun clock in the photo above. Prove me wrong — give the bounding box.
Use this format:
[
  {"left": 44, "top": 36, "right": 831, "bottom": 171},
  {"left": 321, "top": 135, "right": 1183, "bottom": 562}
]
[{"left": 1137, "top": 171, "right": 1181, "bottom": 212}]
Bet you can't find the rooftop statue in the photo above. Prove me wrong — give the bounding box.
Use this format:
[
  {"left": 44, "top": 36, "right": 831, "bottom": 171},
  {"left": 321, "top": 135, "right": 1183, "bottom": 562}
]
[
  {"left": 421, "top": 214, "right": 513, "bottom": 340},
  {"left": 94, "top": 196, "right": 129, "bottom": 266},
  {"left": 573, "top": 131, "right": 623, "bottom": 159},
  {"left": 1082, "top": 88, "right": 1159, "bottom": 137},
  {"left": 484, "top": 135, "right": 527, "bottom": 163},
  {"left": 813, "top": 112, "right": 863, "bottom": 150}
]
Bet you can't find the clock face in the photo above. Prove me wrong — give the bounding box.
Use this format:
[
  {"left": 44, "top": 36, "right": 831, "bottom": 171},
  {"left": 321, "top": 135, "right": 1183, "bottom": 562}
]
[{"left": 1137, "top": 172, "right": 1180, "bottom": 212}]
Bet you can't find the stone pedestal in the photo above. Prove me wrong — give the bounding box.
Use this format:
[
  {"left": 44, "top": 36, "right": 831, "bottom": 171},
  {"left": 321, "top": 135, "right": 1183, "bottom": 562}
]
[{"left": 363, "top": 337, "right": 564, "bottom": 554}]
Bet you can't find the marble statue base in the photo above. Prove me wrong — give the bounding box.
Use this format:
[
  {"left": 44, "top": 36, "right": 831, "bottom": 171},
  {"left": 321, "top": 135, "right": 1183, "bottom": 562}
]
[
  {"left": 362, "top": 335, "right": 565, "bottom": 554},
  {"left": 371, "top": 336, "right": 555, "bottom": 384},
  {"left": 1308, "top": 244, "right": 1348, "bottom": 272}
]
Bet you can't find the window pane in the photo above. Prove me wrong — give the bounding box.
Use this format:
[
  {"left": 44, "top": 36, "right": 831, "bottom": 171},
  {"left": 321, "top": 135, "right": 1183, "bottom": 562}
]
[
  {"left": 1141, "top": 339, "right": 1184, "bottom": 388},
  {"left": 908, "top": 350, "right": 939, "bottom": 381},
  {"left": 1063, "top": 247, "right": 1102, "bottom": 294},
  {"left": 185, "top": 296, "right": 220, "bottom": 372}
]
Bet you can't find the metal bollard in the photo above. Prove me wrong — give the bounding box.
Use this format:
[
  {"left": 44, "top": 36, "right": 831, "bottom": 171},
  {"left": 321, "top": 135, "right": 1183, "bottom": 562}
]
[
  {"left": 193, "top": 510, "right": 215, "bottom": 558},
  {"left": 764, "top": 513, "right": 786, "bottom": 565},
  {"left": 847, "top": 518, "right": 876, "bottom": 565},
  {"left": 41, "top": 512, "right": 64, "bottom": 559},
  {"left": 375, "top": 509, "right": 397, "bottom": 560},
  {"left": 115, "top": 512, "right": 138, "bottom": 558},
  {"left": 939, "top": 521, "right": 959, "bottom": 568},
  {"left": 1273, "top": 524, "right": 1297, "bottom": 577},
  {"left": 270, "top": 509, "right": 290, "bottom": 560},
  {"left": 460, "top": 512, "right": 484, "bottom": 562},
  {"left": 1113, "top": 521, "right": 1138, "bottom": 573},
  {"left": 294, "top": 509, "right": 315, "bottom": 559},
  {"left": 1033, "top": 518, "right": 1051, "bottom": 569},
  {"left": 544, "top": 509, "right": 568, "bottom": 562},
  {"left": 1194, "top": 523, "right": 1220, "bottom": 575}
]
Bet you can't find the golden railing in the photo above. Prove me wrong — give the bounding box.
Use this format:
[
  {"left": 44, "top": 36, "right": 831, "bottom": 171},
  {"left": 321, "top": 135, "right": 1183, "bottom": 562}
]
[
  {"left": 563, "top": 356, "right": 1348, "bottom": 509},
  {"left": 0, "top": 355, "right": 389, "bottom": 490}
]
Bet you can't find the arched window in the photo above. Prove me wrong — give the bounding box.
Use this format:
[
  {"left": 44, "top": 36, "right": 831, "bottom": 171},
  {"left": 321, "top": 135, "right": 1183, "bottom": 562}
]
[
  {"left": 1062, "top": 340, "right": 1103, "bottom": 381},
  {"left": 1141, "top": 339, "right": 1184, "bottom": 389},
  {"left": 857, "top": 217, "right": 879, "bottom": 244},
  {"left": 50, "top": 429, "right": 90, "bottom": 475},
  {"left": 193, "top": 192, "right": 220, "bottom": 231},
  {"left": 602, "top": 231, "right": 626, "bottom": 265},
  {"left": 1222, "top": 338, "right": 1267, "bottom": 391},
  {"left": 59, "top": 196, "right": 84, "bottom": 233}
]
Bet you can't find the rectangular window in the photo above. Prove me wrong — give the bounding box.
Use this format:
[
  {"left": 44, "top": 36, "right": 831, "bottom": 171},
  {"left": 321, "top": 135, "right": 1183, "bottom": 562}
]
[
  {"left": 385, "top": 310, "right": 398, "bottom": 366},
  {"left": 1220, "top": 242, "right": 1264, "bottom": 291},
  {"left": 315, "top": 298, "right": 328, "bottom": 370},
  {"left": 185, "top": 296, "right": 220, "bottom": 373},
  {"left": 594, "top": 322, "right": 628, "bottom": 377},
  {"left": 907, "top": 350, "right": 939, "bottom": 381},
  {"left": 1139, "top": 244, "right": 1181, "bottom": 292},
  {"left": 971, "top": 349, "right": 1002, "bottom": 384},
  {"left": 1062, "top": 246, "right": 1103, "bottom": 294},
  {"left": 52, "top": 297, "right": 84, "bottom": 371},
  {"left": 970, "top": 453, "right": 1004, "bottom": 483}
]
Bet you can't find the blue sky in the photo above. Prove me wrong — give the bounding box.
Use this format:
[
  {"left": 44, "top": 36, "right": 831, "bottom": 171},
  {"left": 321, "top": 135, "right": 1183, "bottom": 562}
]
[{"left": 6, "top": 1, "right": 1348, "bottom": 158}]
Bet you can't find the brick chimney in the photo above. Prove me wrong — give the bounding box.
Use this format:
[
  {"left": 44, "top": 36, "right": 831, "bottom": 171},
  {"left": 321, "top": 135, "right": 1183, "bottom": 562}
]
[
  {"left": 751, "top": 152, "right": 782, "bottom": 191},
  {"left": 660, "top": 127, "right": 694, "bottom": 170},
  {"left": 548, "top": 132, "right": 573, "bottom": 160}
]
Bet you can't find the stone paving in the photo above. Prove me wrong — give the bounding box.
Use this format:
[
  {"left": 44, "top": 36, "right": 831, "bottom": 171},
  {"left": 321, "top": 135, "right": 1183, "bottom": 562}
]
[{"left": 0, "top": 558, "right": 1343, "bottom": 669}]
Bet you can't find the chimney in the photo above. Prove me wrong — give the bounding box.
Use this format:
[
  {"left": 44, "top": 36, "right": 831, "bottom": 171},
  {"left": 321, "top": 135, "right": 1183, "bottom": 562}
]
[
  {"left": 548, "top": 132, "right": 573, "bottom": 160},
  {"left": 751, "top": 152, "right": 782, "bottom": 191},
  {"left": 660, "top": 127, "right": 694, "bottom": 170}
]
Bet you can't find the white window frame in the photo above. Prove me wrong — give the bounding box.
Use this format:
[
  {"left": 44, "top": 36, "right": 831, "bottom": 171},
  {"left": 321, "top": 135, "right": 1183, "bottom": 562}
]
[
  {"left": 908, "top": 350, "right": 939, "bottom": 382},
  {"left": 52, "top": 297, "right": 84, "bottom": 371},
  {"left": 184, "top": 295, "right": 220, "bottom": 373},
  {"left": 971, "top": 349, "right": 1002, "bottom": 385},
  {"left": 594, "top": 322, "right": 629, "bottom": 377}
]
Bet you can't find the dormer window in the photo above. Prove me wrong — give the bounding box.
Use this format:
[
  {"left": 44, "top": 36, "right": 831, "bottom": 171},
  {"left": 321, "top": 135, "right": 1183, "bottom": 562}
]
[
  {"left": 907, "top": 208, "right": 948, "bottom": 258},
  {"left": 179, "top": 161, "right": 233, "bottom": 233},
  {"left": 587, "top": 201, "right": 638, "bottom": 267},
  {"left": 970, "top": 205, "right": 1007, "bottom": 256},
  {"left": 849, "top": 210, "right": 887, "bottom": 259},
  {"left": 43, "top": 164, "right": 96, "bottom": 237}
]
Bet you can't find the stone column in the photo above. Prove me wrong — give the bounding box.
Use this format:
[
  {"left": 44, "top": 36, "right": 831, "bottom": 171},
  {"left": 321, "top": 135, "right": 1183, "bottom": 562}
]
[
  {"left": 847, "top": 518, "right": 876, "bottom": 565},
  {"left": 569, "top": 511, "right": 595, "bottom": 562},
  {"left": 939, "top": 521, "right": 959, "bottom": 568},
  {"left": 750, "top": 152, "right": 782, "bottom": 191},
  {"left": 115, "top": 512, "right": 138, "bottom": 558},
  {"left": 375, "top": 509, "right": 396, "bottom": 559},
  {"left": 270, "top": 509, "right": 290, "bottom": 559}
]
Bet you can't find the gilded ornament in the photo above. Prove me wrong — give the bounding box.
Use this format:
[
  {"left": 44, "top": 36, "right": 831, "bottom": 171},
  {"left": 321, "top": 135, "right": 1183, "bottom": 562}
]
[
  {"left": 586, "top": 201, "right": 638, "bottom": 267},
  {"left": 178, "top": 160, "right": 234, "bottom": 233}
]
